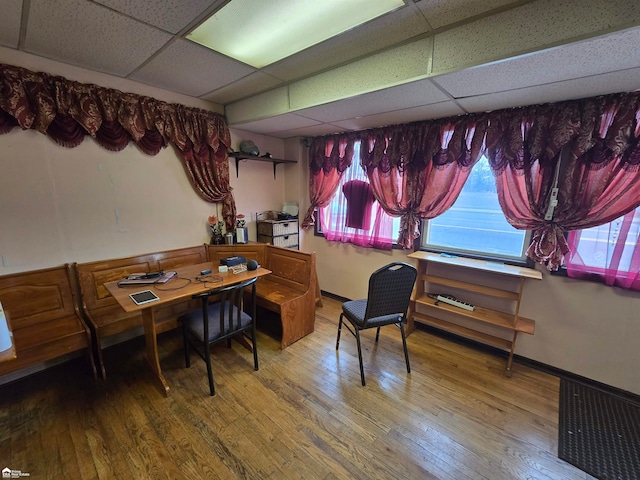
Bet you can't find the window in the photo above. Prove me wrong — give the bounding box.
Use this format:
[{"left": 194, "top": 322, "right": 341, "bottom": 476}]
[
  {"left": 420, "top": 156, "right": 532, "bottom": 265},
  {"left": 564, "top": 206, "right": 640, "bottom": 290},
  {"left": 316, "top": 141, "right": 401, "bottom": 249}
]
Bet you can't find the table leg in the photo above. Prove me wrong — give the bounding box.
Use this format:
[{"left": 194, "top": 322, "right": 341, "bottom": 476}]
[{"left": 141, "top": 307, "right": 170, "bottom": 396}]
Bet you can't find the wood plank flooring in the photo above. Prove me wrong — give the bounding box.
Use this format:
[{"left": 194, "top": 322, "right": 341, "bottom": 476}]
[{"left": 0, "top": 296, "right": 594, "bottom": 479}]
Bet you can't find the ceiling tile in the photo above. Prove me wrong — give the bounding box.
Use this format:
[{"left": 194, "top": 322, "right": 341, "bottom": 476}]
[
  {"left": 432, "top": 0, "right": 640, "bottom": 74},
  {"left": 331, "top": 101, "right": 466, "bottom": 131},
  {"left": 229, "top": 113, "right": 321, "bottom": 135},
  {"left": 94, "top": 0, "right": 216, "bottom": 34},
  {"left": 0, "top": 0, "right": 22, "bottom": 49},
  {"left": 129, "top": 39, "right": 256, "bottom": 97},
  {"left": 263, "top": 4, "right": 431, "bottom": 82},
  {"left": 416, "top": 0, "right": 522, "bottom": 29},
  {"left": 25, "top": 0, "right": 172, "bottom": 76},
  {"left": 270, "top": 123, "right": 349, "bottom": 139},
  {"left": 290, "top": 38, "right": 432, "bottom": 111},
  {"left": 202, "top": 72, "right": 284, "bottom": 104},
  {"left": 433, "top": 26, "right": 640, "bottom": 98},
  {"left": 226, "top": 87, "right": 290, "bottom": 125},
  {"left": 296, "top": 78, "right": 450, "bottom": 122},
  {"left": 457, "top": 67, "right": 640, "bottom": 113}
]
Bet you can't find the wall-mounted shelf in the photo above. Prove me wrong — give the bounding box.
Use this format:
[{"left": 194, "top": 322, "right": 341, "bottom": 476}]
[{"left": 228, "top": 152, "right": 296, "bottom": 179}]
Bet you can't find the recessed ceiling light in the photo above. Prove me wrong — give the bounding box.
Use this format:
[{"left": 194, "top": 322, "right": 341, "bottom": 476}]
[{"left": 187, "top": 0, "right": 404, "bottom": 69}]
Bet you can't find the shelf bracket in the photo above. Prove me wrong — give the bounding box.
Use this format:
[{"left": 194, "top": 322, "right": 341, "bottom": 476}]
[
  {"left": 229, "top": 152, "right": 295, "bottom": 179},
  {"left": 234, "top": 158, "right": 281, "bottom": 179}
]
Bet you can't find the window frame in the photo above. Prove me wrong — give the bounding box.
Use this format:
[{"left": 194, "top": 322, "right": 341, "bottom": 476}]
[
  {"left": 418, "top": 221, "right": 534, "bottom": 267},
  {"left": 417, "top": 155, "right": 534, "bottom": 267}
]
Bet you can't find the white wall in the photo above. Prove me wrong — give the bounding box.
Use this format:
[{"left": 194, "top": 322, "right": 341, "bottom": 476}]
[
  {"left": 0, "top": 119, "right": 292, "bottom": 273},
  {"left": 0, "top": 50, "right": 289, "bottom": 273}
]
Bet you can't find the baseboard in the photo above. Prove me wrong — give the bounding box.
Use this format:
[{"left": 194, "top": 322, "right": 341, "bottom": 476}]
[
  {"left": 320, "top": 290, "right": 349, "bottom": 303},
  {"left": 322, "top": 289, "right": 640, "bottom": 403},
  {"left": 416, "top": 322, "right": 640, "bottom": 405}
]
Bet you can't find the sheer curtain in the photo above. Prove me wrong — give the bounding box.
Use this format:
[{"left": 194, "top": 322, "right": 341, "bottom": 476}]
[
  {"left": 486, "top": 93, "right": 640, "bottom": 270},
  {"left": 566, "top": 207, "right": 640, "bottom": 291},
  {"left": 319, "top": 141, "right": 395, "bottom": 250},
  {"left": 306, "top": 118, "right": 489, "bottom": 250},
  {"left": 302, "top": 135, "right": 356, "bottom": 228},
  {"left": 362, "top": 119, "right": 487, "bottom": 248}
]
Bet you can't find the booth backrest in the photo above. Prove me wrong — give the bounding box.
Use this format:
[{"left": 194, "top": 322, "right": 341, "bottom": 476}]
[
  {"left": 0, "top": 264, "right": 95, "bottom": 378},
  {"left": 264, "top": 246, "right": 314, "bottom": 293}
]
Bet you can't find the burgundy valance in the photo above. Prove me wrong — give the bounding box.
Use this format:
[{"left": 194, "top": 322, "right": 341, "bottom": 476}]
[
  {"left": 306, "top": 90, "right": 640, "bottom": 270},
  {"left": 0, "top": 63, "right": 230, "bottom": 153},
  {"left": 0, "top": 63, "right": 237, "bottom": 228}
]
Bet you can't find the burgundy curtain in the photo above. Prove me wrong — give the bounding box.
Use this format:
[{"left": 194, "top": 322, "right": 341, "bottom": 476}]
[
  {"left": 178, "top": 142, "right": 235, "bottom": 227},
  {"left": 362, "top": 118, "right": 487, "bottom": 248},
  {"left": 486, "top": 93, "right": 640, "bottom": 270},
  {"left": 302, "top": 135, "right": 356, "bottom": 228},
  {"left": 0, "top": 63, "right": 236, "bottom": 229}
]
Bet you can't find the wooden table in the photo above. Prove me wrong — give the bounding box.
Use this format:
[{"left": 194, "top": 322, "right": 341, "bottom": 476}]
[{"left": 105, "top": 261, "right": 271, "bottom": 396}]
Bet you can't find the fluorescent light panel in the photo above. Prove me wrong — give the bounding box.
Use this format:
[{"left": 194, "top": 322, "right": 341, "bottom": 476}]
[{"left": 187, "top": 0, "right": 404, "bottom": 68}]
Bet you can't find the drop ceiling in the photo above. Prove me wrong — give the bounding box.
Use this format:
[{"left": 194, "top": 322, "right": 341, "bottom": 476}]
[{"left": 1, "top": 0, "right": 639, "bottom": 139}]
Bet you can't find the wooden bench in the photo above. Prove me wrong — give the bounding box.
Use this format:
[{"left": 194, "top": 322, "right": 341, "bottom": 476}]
[
  {"left": 206, "top": 243, "right": 317, "bottom": 348},
  {"left": 74, "top": 245, "right": 207, "bottom": 378},
  {"left": 0, "top": 265, "right": 96, "bottom": 379}
]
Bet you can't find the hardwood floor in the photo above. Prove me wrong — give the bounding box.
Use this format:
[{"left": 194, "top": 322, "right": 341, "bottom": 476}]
[{"left": 0, "top": 296, "right": 593, "bottom": 479}]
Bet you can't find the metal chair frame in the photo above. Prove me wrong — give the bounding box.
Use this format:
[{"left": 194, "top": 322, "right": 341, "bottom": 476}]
[
  {"left": 182, "top": 276, "right": 258, "bottom": 396},
  {"left": 336, "top": 262, "right": 417, "bottom": 386}
]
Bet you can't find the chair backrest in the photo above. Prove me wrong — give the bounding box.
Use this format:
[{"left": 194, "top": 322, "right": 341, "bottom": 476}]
[
  {"left": 193, "top": 276, "right": 258, "bottom": 337},
  {"left": 364, "top": 262, "right": 417, "bottom": 323}
]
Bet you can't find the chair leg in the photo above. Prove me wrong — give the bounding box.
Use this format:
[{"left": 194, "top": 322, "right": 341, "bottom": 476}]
[
  {"left": 375, "top": 326, "right": 381, "bottom": 342},
  {"left": 251, "top": 325, "right": 259, "bottom": 371},
  {"left": 204, "top": 345, "right": 216, "bottom": 396},
  {"left": 355, "top": 328, "right": 366, "bottom": 386},
  {"left": 182, "top": 324, "right": 191, "bottom": 368},
  {"left": 400, "top": 321, "right": 411, "bottom": 374},
  {"left": 336, "top": 314, "right": 344, "bottom": 350}
]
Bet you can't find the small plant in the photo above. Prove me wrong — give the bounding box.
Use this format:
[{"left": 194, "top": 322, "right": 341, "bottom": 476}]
[{"left": 208, "top": 215, "right": 225, "bottom": 236}]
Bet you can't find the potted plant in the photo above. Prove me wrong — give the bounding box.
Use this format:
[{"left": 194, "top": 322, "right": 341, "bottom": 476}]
[{"left": 208, "top": 215, "right": 225, "bottom": 244}]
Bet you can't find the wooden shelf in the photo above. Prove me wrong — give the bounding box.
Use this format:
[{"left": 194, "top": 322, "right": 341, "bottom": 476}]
[
  {"left": 414, "top": 294, "right": 535, "bottom": 334},
  {"left": 412, "top": 311, "right": 513, "bottom": 350},
  {"left": 409, "top": 251, "right": 542, "bottom": 280},
  {"left": 424, "top": 274, "right": 520, "bottom": 301},
  {"left": 228, "top": 152, "right": 296, "bottom": 179},
  {"left": 407, "top": 251, "right": 541, "bottom": 376}
]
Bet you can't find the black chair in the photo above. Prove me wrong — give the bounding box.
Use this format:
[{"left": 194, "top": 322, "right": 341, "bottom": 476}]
[
  {"left": 336, "top": 262, "right": 417, "bottom": 386},
  {"left": 180, "top": 276, "right": 258, "bottom": 396}
]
